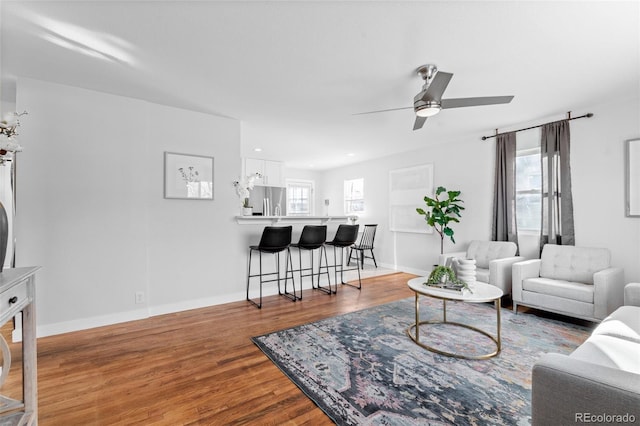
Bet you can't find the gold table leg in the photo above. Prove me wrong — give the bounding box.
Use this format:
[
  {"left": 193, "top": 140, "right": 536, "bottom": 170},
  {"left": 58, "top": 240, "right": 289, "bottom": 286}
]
[
  {"left": 442, "top": 299, "right": 447, "bottom": 322},
  {"left": 496, "top": 297, "right": 502, "bottom": 353},
  {"left": 406, "top": 292, "right": 502, "bottom": 360},
  {"left": 414, "top": 293, "right": 419, "bottom": 343}
]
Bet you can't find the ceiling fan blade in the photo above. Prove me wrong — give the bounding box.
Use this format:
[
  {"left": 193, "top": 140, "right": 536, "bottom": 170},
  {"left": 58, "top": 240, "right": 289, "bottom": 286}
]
[
  {"left": 420, "top": 71, "right": 453, "bottom": 101},
  {"left": 352, "top": 106, "right": 413, "bottom": 115},
  {"left": 441, "top": 95, "right": 514, "bottom": 109},
  {"left": 413, "top": 116, "right": 427, "bottom": 130}
]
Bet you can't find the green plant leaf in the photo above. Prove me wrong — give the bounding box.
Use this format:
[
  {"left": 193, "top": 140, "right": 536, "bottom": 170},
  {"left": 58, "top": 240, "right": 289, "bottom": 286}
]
[{"left": 448, "top": 190, "right": 461, "bottom": 198}]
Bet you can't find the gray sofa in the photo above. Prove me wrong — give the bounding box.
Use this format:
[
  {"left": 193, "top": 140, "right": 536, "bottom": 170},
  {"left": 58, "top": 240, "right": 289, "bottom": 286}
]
[
  {"left": 531, "top": 283, "right": 640, "bottom": 425},
  {"left": 512, "top": 244, "right": 625, "bottom": 321}
]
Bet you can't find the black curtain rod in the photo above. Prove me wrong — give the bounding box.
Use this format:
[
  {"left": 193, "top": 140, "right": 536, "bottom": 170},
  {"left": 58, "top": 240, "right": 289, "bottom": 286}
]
[{"left": 481, "top": 112, "right": 594, "bottom": 140}]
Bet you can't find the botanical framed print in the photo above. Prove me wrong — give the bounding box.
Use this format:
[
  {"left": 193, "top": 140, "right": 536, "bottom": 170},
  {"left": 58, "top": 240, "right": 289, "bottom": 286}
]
[{"left": 164, "top": 152, "right": 214, "bottom": 200}]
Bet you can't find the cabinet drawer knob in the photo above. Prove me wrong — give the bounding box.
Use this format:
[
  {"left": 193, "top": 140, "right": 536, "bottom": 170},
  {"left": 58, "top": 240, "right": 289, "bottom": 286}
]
[{"left": 8, "top": 296, "right": 18, "bottom": 305}]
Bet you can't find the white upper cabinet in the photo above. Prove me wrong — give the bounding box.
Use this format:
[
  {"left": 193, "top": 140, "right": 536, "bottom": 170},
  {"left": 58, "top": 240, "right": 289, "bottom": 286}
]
[
  {"left": 262, "top": 160, "right": 283, "bottom": 187},
  {"left": 244, "top": 158, "right": 284, "bottom": 187},
  {"left": 244, "top": 158, "right": 265, "bottom": 184}
]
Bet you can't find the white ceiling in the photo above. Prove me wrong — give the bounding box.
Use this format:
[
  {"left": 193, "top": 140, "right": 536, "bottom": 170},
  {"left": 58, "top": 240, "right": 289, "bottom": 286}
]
[{"left": 2, "top": 1, "right": 639, "bottom": 170}]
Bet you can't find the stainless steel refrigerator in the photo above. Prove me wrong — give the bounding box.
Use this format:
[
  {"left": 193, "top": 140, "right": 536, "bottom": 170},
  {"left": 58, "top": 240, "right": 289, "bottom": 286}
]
[{"left": 248, "top": 186, "right": 287, "bottom": 216}]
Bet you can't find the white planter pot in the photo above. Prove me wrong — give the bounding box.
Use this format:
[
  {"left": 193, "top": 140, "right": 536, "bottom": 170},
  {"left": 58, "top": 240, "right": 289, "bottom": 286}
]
[
  {"left": 242, "top": 207, "right": 253, "bottom": 216},
  {"left": 454, "top": 258, "right": 477, "bottom": 285}
]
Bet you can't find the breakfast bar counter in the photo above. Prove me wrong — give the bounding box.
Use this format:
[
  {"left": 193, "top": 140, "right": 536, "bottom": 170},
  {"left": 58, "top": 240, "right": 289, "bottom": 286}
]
[{"left": 235, "top": 215, "right": 353, "bottom": 225}]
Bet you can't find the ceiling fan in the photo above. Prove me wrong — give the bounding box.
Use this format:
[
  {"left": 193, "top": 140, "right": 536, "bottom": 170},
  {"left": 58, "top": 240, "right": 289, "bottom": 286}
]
[{"left": 356, "top": 64, "right": 514, "bottom": 130}]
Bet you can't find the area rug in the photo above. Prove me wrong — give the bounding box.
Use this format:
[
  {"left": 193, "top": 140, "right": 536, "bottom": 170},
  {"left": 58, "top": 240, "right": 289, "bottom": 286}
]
[{"left": 252, "top": 297, "right": 593, "bottom": 425}]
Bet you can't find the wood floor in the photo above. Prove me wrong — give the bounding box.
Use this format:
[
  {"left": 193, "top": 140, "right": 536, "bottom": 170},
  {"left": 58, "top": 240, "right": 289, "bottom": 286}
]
[{"left": 2, "top": 272, "right": 417, "bottom": 425}]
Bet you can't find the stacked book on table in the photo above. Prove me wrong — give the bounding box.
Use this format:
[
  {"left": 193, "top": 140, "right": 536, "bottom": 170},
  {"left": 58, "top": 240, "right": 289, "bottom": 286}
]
[{"left": 424, "top": 282, "right": 465, "bottom": 292}]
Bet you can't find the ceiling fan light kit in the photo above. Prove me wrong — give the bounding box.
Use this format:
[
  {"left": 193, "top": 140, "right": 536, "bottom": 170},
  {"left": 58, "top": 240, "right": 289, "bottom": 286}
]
[
  {"left": 415, "top": 102, "right": 441, "bottom": 118},
  {"left": 356, "top": 63, "right": 514, "bottom": 130},
  {"left": 416, "top": 104, "right": 441, "bottom": 117}
]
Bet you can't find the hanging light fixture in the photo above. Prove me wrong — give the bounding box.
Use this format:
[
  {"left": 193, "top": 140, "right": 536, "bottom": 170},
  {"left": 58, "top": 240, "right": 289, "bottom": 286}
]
[{"left": 415, "top": 101, "right": 441, "bottom": 118}]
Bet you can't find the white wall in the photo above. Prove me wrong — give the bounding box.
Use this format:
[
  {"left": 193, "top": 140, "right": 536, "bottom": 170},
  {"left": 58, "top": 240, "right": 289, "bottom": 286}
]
[
  {"left": 571, "top": 96, "right": 640, "bottom": 283},
  {"left": 16, "top": 78, "right": 243, "bottom": 336},
  {"left": 321, "top": 97, "right": 640, "bottom": 282},
  {"left": 0, "top": 101, "right": 16, "bottom": 114},
  {"left": 321, "top": 137, "right": 494, "bottom": 276}
]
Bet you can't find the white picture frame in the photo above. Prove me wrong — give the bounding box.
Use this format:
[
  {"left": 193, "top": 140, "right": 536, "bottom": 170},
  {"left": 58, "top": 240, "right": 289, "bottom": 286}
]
[
  {"left": 626, "top": 139, "right": 640, "bottom": 217},
  {"left": 164, "top": 152, "right": 214, "bottom": 200},
  {"left": 389, "top": 164, "right": 433, "bottom": 233}
]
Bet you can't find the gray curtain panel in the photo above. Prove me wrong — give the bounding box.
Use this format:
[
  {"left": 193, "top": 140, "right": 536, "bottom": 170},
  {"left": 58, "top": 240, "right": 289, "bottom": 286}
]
[
  {"left": 540, "top": 120, "right": 575, "bottom": 250},
  {"left": 492, "top": 131, "right": 518, "bottom": 247}
]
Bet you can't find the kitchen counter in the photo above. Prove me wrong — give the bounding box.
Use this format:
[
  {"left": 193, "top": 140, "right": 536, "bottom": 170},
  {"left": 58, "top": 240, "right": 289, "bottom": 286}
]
[{"left": 235, "top": 215, "right": 354, "bottom": 225}]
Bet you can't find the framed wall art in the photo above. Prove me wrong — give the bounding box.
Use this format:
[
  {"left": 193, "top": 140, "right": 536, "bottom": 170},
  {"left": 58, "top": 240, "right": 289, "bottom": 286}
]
[
  {"left": 626, "top": 139, "right": 640, "bottom": 217},
  {"left": 164, "top": 152, "right": 214, "bottom": 200},
  {"left": 389, "top": 164, "right": 433, "bottom": 233}
]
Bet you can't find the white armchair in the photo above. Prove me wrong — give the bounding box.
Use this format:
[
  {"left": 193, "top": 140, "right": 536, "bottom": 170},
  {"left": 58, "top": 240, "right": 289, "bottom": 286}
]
[
  {"left": 512, "top": 244, "right": 625, "bottom": 321},
  {"left": 439, "top": 240, "right": 523, "bottom": 295}
]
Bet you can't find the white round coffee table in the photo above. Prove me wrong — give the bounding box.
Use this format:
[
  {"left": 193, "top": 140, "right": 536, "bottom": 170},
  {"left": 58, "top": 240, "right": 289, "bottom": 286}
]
[{"left": 406, "top": 276, "right": 503, "bottom": 359}]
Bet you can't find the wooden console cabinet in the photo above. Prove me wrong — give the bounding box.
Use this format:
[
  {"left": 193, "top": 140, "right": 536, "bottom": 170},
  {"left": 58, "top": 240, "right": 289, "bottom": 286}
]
[{"left": 0, "top": 267, "right": 40, "bottom": 425}]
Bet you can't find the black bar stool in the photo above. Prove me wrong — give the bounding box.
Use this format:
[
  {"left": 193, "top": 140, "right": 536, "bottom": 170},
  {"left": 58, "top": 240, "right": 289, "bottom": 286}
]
[
  {"left": 246, "top": 226, "right": 297, "bottom": 308},
  {"left": 290, "top": 225, "right": 332, "bottom": 296},
  {"left": 348, "top": 224, "right": 378, "bottom": 269},
  {"left": 325, "top": 224, "right": 362, "bottom": 290}
]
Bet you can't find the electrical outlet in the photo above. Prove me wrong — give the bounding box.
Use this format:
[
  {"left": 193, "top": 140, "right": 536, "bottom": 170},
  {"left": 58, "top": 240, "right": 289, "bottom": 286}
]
[{"left": 135, "top": 291, "right": 145, "bottom": 304}]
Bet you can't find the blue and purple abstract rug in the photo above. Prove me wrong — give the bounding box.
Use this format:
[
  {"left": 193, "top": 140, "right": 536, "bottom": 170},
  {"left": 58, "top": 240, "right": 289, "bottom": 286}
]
[{"left": 252, "top": 297, "right": 593, "bottom": 425}]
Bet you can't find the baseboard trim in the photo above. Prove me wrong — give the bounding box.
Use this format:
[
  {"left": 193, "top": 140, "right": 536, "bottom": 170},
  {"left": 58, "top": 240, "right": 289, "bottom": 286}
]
[
  {"left": 19, "top": 282, "right": 317, "bottom": 340},
  {"left": 16, "top": 265, "right": 428, "bottom": 340},
  {"left": 14, "top": 308, "right": 150, "bottom": 342},
  {"left": 379, "top": 262, "right": 429, "bottom": 277}
]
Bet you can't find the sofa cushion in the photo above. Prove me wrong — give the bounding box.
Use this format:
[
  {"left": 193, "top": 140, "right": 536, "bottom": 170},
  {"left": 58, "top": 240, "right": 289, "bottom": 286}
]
[
  {"left": 466, "top": 241, "right": 517, "bottom": 269},
  {"left": 570, "top": 334, "right": 640, "bottom": 374},
  {"left": 539, "top": 245, "right": 610, "bottom": 284},
  {"left": 523, "top": 277, "right": 594, "bottom": 303},
  {"left": 593, "top": 306, "right": 640, "bottom": 343}
]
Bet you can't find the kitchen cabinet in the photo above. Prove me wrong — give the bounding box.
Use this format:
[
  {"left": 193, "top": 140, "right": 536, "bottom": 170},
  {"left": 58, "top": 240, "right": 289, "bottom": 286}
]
[{"left": 244, "top": 158, "right": 284, "bottom": 187}]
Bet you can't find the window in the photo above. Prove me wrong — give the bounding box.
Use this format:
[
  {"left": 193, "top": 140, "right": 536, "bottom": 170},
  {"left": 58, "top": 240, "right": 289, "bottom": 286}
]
[
  {"left": 344, "top": 178, "right": 365, "bottom": 214},
  {"left": 286, "top": 179, "right": 314, "bottom": 216},
  {"left": 515, "top": 147, "right": 542, "bottom": 232}
]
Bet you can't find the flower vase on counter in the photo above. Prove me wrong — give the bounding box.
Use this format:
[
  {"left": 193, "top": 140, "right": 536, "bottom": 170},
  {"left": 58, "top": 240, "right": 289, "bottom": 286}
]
[
  {"left": 242, "top": 198, "right": 253, "bottom": 216},
  {"left": 233, "top": 173, "right": 261, "bottom": 217}
]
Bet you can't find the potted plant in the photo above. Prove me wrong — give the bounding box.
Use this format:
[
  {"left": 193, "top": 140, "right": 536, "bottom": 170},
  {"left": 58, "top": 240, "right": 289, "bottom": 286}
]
[
  {"left": 233, "top": 173, "right": 261, "bottom": 215},
  {"left": 416, "top": 186, "right": 464, "bottom": 254},
  {"left": 424, "top": 265, "right": 472, "bottom": 293}
]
